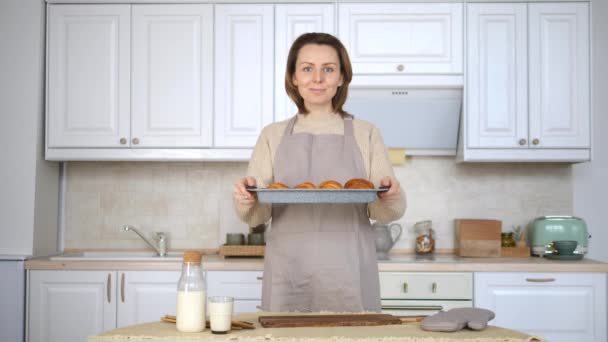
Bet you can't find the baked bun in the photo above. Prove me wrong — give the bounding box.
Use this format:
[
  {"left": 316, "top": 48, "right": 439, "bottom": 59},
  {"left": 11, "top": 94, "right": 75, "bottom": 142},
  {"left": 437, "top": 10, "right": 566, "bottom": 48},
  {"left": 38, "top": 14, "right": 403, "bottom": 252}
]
[
  {"left": 294, "top": 182, "right": 316, "bottom": 189},
  {"left": 267, "top": 182, "right": 289, "bottom": 189},
  {"left": 344, "top": 178, "right": 374, "bottom": 189},
  {"left": 319, "top": 180, "right": 343, "bottom": 189}
]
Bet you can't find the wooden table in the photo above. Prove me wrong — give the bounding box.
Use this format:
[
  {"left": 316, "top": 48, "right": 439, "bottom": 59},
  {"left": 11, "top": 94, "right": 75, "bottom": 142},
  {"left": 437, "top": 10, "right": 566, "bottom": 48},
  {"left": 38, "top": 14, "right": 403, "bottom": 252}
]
[{"left": 88, "top": 312, "right": 544, "bottom": 342}]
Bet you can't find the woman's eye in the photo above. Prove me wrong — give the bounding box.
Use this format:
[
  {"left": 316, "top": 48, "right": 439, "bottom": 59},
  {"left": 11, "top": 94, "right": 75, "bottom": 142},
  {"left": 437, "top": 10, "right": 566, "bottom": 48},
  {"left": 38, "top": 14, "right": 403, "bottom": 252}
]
[
  {"left": 302, "top": 66, "right": 312, "bottom": 72},
  {"left": 323, "top": 67, "right": 334, "bottom": 73}
]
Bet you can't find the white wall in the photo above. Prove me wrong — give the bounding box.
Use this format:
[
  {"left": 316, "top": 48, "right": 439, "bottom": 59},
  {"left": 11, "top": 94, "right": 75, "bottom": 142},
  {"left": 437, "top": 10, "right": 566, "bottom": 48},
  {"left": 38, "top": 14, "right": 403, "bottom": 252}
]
[
  {"left": 573, "top": 0, "right": 608, "bottom": 262},
  {"left": 0, "top": 0, "right": 59, "bottom": 256}
]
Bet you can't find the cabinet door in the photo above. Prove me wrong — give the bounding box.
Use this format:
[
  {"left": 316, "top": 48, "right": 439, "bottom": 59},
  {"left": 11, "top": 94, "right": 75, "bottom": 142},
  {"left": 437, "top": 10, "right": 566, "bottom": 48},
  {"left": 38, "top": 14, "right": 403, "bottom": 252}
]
[
  {"left": 214, "top": 5, "right": 274, "bottom": 147},
  {"left": 131, "top": 5, "right": 213, "bottom": 148},
  {"left": 466, "top": 3, "right": 528, "bottom": 148},
  {"left": 274, "top": 4, "right": 335, "bottom": 122},
  {"left": 339, "top": 3, "right": 462, "bottom": 75},
  {"left": 475, "top": 272, "right": 607, "bottom": 342},
  {"left": 116, "top": 271, "right": 181, "bottom": 328},
  {"left": 28, "top": 270, "right": 116, "bottom": 342},
  {"left": 207, "top": 271, "right": 263, "bottom": 300},
  {"left": 47, "top": 5, "right": 130, "bottom": 148},
  {"left": 528, "top": 3, "right": 590, "bottom": 148}
]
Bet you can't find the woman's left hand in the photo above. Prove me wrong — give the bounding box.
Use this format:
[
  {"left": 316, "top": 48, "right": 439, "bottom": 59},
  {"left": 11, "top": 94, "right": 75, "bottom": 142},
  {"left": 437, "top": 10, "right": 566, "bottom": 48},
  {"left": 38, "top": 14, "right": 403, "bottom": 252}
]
[{"left": 378, "top": 176, "right": 401, "bottom": 201}]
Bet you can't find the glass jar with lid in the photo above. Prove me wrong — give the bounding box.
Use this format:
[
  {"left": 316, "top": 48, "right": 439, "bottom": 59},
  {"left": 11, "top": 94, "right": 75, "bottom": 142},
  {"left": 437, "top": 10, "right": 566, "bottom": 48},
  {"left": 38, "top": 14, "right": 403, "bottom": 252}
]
[
  {"left": 414, "top": 220, "right": 435, "bottom": 255},
  {"left": 176, "top": 251, "right": 206, "bottom": 332}
]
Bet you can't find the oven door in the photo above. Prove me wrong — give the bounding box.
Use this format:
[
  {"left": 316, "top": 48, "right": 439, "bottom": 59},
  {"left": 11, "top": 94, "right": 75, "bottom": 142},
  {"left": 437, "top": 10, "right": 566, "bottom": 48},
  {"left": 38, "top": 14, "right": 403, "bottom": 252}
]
[{"left": 381, "top": 299, "right": 473, "bottom": 316}]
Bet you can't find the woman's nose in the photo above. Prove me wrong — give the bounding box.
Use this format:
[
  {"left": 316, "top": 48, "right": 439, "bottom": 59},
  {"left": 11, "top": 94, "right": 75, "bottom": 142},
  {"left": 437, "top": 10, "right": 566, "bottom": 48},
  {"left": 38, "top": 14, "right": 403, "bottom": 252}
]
[{"left": 313, "top": 70, "right": 323, "bottom": 83}]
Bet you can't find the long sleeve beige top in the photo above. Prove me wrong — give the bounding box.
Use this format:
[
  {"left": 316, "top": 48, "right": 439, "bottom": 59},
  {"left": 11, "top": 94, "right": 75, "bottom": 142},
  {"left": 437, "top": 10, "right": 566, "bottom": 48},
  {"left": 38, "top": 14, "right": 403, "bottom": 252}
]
[{"left": 234, "top": 113, "right": 406, "bottom": 226}]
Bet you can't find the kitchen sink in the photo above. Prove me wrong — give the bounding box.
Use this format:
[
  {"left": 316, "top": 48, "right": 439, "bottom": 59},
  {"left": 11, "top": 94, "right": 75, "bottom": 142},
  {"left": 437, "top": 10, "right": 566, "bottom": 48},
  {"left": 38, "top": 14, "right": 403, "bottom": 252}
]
[{"left": 50, "top": 251, "right": 183, "bottom": 261}]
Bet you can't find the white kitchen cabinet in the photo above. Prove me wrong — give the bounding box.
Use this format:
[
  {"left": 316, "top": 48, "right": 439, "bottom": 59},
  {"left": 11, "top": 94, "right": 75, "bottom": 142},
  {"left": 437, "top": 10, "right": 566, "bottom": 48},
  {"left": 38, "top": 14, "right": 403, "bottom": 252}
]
[
  {"left": 474, "top": 272, "right": 607, "bottom": 342},
  {"left": 47, "top": 5, "right": 131, "bottom": 148},
  {"left": 131, "top": 5, "right": 213, "bottom": 148},
  {"left": 28, "top": 271, "right": 116, "bottom": 342},
  {"left": 206, "top": 271, "right": 263, "bottom": 314},
  {"left": 466, "top": 3, "right": 528, "bottom": 149},
  {"left": 116, "top": 271, "right": 181, "bottom": 328},
  {"left": 380, "top": 272, "right": 473, "bottom": 316},
  {"left": 528, "top": 3, "right": 590, "bottom": 149},
  {"left": 214, "top": 5, "right": 274, "bottom": 148},
  {"left": 338, "top": 3, "right": 463, "bottom": 76},
  {"left": 463, "top": 2, "right": 590, "bottom": 162},
  {"left": 28, "top": 270, "right": 180, "bottom": 342},
  {"left": 274, "top": 4, "right": 335, "bottom": 122}
]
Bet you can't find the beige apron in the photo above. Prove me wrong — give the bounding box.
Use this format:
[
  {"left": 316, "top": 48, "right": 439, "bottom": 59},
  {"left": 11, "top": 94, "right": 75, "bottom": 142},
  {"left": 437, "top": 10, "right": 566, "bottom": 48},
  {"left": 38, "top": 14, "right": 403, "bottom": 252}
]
[{"left": 261, "top": 115, "right": 381, "bottom": 312}]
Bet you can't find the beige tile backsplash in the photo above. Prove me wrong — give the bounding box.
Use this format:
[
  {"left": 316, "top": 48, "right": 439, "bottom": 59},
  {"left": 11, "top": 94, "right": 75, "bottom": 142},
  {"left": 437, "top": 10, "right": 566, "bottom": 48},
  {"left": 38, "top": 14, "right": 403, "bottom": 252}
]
[{"left": 64, "top": 158, "right": 572, "bottom": 251}]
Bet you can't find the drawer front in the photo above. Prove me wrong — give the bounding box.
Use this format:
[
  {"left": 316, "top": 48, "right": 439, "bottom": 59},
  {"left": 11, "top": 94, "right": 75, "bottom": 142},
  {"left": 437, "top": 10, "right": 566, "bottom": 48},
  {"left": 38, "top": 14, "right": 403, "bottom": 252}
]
[
  {"left": 234, "top": 300, "right": 262, "bottom": 314},
  {"left": 206, "top": 271, "right": 263, "bottom": 300},
  {"left": 380, "top": 272, "right": 473, "bottom": 299},
  {"left": 381, "top": 299, "right": 472, "bottom": 316}
]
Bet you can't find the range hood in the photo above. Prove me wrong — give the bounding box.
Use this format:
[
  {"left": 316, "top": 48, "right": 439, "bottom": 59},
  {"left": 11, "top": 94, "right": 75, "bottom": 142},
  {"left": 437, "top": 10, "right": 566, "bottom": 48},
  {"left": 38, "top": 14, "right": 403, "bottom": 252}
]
[{"left": 343, "top": 88, "right": 462, "bottom": 156}]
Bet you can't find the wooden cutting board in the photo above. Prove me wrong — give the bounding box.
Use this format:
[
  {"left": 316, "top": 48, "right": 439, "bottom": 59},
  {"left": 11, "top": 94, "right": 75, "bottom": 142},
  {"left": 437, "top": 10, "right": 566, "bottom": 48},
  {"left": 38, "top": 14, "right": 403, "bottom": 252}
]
[{"left": 258, "top": 314, "right": 414, "bottom": 328}]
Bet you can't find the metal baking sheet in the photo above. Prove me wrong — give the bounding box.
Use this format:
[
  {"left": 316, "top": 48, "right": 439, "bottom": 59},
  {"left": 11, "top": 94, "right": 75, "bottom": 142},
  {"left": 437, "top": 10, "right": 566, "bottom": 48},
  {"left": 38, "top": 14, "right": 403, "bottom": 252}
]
[{"left": 247, "top": 187, "right": 388, "bottom": 204}]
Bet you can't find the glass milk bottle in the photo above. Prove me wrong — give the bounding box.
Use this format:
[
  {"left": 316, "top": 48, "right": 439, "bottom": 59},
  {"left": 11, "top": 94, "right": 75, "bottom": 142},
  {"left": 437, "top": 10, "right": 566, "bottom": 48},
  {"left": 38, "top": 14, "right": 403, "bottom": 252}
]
[{"left": 176, "top": 251, "right": 206, "bottom": 332}]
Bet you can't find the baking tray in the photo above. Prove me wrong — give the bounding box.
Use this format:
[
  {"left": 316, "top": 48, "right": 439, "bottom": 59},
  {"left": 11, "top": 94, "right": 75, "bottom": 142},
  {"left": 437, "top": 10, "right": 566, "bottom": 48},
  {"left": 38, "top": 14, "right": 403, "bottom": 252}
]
[{"left": 246, "top": 186, "right": 389, "bottom": 204}]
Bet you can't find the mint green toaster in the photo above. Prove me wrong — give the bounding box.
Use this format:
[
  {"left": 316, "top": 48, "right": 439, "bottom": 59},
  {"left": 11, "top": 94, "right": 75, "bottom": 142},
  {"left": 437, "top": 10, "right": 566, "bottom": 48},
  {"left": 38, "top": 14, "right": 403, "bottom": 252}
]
[{"left": 529, "top": 216, "right": 589, "bottom": 256}]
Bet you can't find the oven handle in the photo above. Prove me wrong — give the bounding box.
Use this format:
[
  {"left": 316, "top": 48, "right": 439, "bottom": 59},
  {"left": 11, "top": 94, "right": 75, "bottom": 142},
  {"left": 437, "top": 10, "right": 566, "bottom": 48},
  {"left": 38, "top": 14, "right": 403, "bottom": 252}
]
[{"left": 381, "top": 305, "right": 444, "bottom": 311}]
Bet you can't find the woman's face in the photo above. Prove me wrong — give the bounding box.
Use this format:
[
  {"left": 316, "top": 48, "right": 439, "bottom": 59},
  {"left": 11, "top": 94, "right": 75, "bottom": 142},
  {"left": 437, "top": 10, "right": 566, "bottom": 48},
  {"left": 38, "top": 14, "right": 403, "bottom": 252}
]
[{"left": 292, "top": 44, "right": 343, "bottom": 113}]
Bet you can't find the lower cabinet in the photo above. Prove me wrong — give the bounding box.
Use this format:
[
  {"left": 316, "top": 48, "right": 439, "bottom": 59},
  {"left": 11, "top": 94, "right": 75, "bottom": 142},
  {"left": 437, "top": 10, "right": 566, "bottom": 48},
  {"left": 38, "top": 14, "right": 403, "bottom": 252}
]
[
  {"left": 28, "top": 270, "right": 180, "bottom": 342},
  {"left": 474, "top": 272, "right": 607, "bottom": 342},
  {"left": 206, "top": 271, "right": 263, "bottom": 313}
]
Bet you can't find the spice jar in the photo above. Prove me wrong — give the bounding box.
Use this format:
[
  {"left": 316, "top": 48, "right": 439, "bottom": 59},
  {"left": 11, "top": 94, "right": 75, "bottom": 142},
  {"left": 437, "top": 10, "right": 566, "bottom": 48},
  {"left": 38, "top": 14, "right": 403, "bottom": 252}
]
[{"left": 414, "top": 220, "right": 435, "bottom": 255}]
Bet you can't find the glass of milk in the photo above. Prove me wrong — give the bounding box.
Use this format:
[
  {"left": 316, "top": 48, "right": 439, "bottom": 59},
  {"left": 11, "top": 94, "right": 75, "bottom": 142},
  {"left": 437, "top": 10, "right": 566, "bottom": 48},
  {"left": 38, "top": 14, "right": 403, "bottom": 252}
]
[{"left": 208, "top": 296, "right": 234, "bottom": 334}]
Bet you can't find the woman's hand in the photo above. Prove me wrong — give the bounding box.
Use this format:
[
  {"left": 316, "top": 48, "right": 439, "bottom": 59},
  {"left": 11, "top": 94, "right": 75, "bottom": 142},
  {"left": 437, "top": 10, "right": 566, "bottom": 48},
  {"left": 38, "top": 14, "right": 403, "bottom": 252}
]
[
  {"left": 378, "top": 176, "right": 401, "bottom": 201},
  {"left": 233, "top": 176, "right": 257, "bottom": 206}
]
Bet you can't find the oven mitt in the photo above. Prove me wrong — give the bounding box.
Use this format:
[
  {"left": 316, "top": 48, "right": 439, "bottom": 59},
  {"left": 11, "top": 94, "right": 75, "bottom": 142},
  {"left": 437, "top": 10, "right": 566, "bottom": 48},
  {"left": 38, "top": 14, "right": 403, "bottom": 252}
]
[{"left": 421, "top": 308, "right": 495, "bottom": 332}]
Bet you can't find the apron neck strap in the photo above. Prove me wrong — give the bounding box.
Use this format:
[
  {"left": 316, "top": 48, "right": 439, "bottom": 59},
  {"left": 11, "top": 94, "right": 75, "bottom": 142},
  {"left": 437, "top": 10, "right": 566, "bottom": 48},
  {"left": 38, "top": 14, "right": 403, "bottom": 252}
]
[{"left": 284, "top": 114, "right": 354, "bottom": 136}]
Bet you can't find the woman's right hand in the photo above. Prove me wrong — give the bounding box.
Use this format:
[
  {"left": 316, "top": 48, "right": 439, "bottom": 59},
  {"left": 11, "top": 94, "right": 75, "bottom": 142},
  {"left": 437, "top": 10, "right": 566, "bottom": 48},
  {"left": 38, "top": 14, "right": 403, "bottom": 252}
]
[{"left": 233, "top": 176, "right": 257, "bottom": 206}]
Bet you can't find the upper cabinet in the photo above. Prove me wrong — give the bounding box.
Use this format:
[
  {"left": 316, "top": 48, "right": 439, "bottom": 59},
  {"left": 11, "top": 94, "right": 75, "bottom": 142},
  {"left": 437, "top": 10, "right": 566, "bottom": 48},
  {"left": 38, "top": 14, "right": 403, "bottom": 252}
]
[
  {"left": 47, "top": 5, "right": 131, "bottom": 148},
  {"left": 274, "top": 4, "right": 335, "bottom": 122},
  {"left": 462, "top": 2, "right": 590, "bottom": 162},
  {"left": 131, "top": 5, "right": 213, "bottom": 148},
  {"left": 47, "top": 4, "right": 214, "bottom": 158},
  {"left": 338, "top": 3, "right": 462, "bottom": 86},
  {"left": 214, "top": 4, "right": 274, "bottom": 148}
]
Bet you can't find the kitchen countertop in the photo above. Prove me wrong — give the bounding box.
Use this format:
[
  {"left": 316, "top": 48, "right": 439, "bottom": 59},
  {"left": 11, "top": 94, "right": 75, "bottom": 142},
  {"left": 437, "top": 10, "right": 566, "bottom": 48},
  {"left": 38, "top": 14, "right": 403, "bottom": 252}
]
[
  {"left": 88, "top": 312, "right": 543, "bottom": 342},
  {"left": 25, "top": 253, "right": 608, "bottom": 272}
]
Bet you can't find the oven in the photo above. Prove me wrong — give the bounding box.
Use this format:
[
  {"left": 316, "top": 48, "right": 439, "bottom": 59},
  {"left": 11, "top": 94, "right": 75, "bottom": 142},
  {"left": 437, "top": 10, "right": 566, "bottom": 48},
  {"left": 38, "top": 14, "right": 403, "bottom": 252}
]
[{"left": 379, "top": 272, "right": 473, "bottom": 316}]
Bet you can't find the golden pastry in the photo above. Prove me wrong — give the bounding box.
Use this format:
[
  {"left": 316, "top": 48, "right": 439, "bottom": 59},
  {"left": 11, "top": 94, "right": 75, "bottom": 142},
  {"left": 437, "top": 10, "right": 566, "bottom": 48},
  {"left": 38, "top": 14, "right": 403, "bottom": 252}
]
[
  {"left": 319, "top": 180, "right": 343, "bottom": 189},
  {"left": 267, "top": 182, "right": 289, "bottom": 189},
  {"left": 344, "top": 178, "right": 374, "bottom": 189},
  {"left": 294, "top": 182, "right": 316, "bottom": 189}
]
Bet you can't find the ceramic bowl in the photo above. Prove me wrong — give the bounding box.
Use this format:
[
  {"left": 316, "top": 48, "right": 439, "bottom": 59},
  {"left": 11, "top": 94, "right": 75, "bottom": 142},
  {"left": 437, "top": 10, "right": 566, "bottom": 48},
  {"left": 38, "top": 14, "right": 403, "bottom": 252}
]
[{"left": 553, "top": 240, "right": 578, "bottom": 255}]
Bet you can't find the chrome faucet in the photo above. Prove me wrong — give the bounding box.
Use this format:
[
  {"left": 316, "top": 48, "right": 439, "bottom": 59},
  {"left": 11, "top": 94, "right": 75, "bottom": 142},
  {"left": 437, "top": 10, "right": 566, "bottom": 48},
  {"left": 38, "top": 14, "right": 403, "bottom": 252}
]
[{"left": 123, "top": 225, "right": 167, "bottom": 257}]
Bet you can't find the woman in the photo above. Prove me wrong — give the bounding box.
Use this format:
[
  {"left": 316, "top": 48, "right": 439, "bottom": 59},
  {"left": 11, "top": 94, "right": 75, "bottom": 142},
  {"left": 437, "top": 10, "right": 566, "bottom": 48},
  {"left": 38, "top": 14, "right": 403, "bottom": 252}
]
[{"left": 233, "top": 33, "right": 406, "bottom": 312}]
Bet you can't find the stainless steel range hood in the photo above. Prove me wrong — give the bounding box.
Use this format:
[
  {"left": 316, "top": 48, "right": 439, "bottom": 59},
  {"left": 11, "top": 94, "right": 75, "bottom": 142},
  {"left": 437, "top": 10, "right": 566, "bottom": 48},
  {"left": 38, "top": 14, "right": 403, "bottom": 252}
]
[{"left": 343, "top": 87, "right": 462, "bottom": 156}]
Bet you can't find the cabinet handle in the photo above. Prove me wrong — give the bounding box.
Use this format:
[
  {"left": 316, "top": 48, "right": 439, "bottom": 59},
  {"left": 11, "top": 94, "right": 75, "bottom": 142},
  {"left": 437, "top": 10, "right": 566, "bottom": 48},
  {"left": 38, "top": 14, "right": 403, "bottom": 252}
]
[
  {"left": 396, "top": 64, "right": 404, "bottom": 72},
  {"left": 532, "top": 138, "right": 540, "bottom": 145},
  {"left": 121, "top": 273, "right": 125, "bottom": 303},
  {"left": 526, "top": 278, "right": 555, "bottom": 283},
  {"left": 402, "top": 282, "right": 408, "bottom": 293},
  {"left": 119, "top": 138, "right": 127, "bottom": 145},
  {"left": 431, "top": 282, "right": 437, "bottom": 293},
  {"left": 518, "top": 138, "right": 527, "bottom": 146},
  {"left": 107, "top": 273, "right": 111, "bottom": 304},
  {"left": 256, "top": 276, "right": 263, "bottom": 281},
  {"left": 381, "top": 305, "right": 443, "bottom": 311},
  {"left": 132, "top": 137, "right": 140, "bottom": 145},
  {"left": 256, "top": 305, "right": 262, "bottom": 310}
]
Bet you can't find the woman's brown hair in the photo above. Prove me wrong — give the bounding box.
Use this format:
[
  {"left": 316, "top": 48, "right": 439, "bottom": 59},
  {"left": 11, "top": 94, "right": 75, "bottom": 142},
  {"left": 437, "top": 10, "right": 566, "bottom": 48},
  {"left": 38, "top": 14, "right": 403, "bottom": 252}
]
[{"left": 285, "top": 33, "right": 353, "bottom": 117}]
